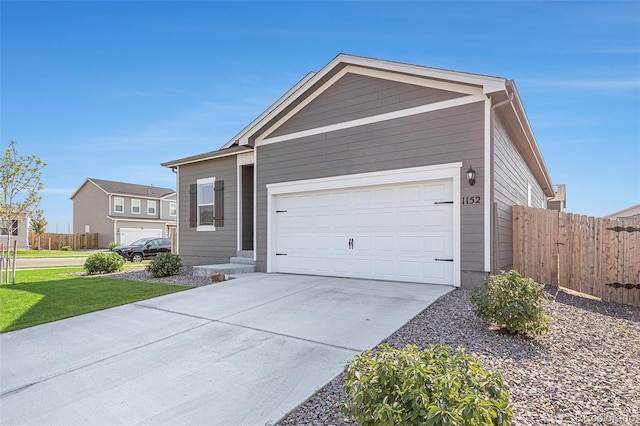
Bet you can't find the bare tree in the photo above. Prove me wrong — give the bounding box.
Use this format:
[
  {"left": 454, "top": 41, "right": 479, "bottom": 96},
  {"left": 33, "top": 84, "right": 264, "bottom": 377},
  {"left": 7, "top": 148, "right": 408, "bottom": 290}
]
[{"left": 1, "top": 141, "right": 46, "bottom": 283}]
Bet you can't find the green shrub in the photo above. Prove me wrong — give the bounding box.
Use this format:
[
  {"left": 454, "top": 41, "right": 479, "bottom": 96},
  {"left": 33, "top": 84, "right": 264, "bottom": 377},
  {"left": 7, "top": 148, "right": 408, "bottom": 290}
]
[
  {"left": 470, "top": 269, "right": 551, "bottom": 336},
  {"left": 146, "top": 253, "right": 181, "bottom": 278},
  {"left": 84, "top": 251, "right": 124, "bottom": 275},
  {"left": 342, "top": 344, "right": 512, "bottom": 426},
  {"left": 60, "top": 246, "right": 72, "bottom": 251},
  {"left": 108, "top": 241, "right": 121, "bottom": 251}
]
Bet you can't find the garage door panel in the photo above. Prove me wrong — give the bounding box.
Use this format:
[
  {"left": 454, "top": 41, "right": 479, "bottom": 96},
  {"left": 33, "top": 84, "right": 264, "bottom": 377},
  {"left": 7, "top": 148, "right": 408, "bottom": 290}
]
[{"left": 273, "top": 178, "right": 454, "bottom": 285}]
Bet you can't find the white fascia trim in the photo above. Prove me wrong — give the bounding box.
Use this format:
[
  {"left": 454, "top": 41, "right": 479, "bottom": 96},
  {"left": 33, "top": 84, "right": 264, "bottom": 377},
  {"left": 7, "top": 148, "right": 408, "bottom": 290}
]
[
  {"left": 266, "top": 162, "right": 463, "bottom": 287},
  {"left": 236, "top": 152, "right": 255, "bottom": 251},
  {"left": 340, "top": 54, "right": 506, "bottom": 94},
  {"left": 256, "top": 66, "right": 483, "bottom": 144},
  {"left": 106, "top": 217, "right": 176, "bottom": 224},
  {"left": 222, "top": 72, "right": 317, "bottom": 149},
  {"left": 258, "top": 94, "right": 486, "bottom": 146},
  {"left": 484, "top": 98, "right": 491, "bottom": 273},
  {"left": 175, "top": 166, "right": 180, "bottom": 254}
]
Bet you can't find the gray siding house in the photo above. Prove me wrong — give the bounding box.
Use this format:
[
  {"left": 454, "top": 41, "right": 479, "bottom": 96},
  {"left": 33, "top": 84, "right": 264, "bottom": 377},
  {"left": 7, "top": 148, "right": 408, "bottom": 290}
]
[
  {"left": 71, "top": 178, "right": 177, "bottom": 248},
  {"left": 162, "top": 54, "right": 554, "bottom": 288}
]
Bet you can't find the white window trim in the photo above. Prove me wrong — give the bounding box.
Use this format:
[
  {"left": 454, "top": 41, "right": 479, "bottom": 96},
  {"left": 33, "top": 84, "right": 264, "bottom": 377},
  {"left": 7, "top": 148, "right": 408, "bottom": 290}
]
[
  {"left": 147, "top": 200, "right": 156, "bottom": 215},
  {"left": 197, "top": 177, "right": 216, "bottom": 232},
  {"left": 114, "top": 197, "right": 124, "bottom": 214},
  {"left": 131, "top": 199, "right": 141, "bottom": 215},
  {"left": 169, "top": 202, "right": 176, "bottom": 217}
]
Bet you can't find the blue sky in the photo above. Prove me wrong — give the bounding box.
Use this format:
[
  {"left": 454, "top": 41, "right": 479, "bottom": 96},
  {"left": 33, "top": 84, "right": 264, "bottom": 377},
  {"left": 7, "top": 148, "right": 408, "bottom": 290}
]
[{"left": 1, "top": 1, "right": 639, "bottom": 231}]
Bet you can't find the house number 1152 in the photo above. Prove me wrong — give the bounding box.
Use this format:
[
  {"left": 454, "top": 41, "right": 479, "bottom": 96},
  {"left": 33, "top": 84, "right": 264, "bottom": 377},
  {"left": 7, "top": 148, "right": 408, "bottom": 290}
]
[{"left": 462, "top": 196, "right": 481, "bottom": 204}]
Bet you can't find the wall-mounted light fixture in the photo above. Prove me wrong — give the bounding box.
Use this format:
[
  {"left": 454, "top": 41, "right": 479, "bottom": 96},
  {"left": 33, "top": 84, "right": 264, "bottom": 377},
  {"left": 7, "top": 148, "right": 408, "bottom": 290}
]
[{"left": 466, "top": 166, "right": 476, "bottom": 186}]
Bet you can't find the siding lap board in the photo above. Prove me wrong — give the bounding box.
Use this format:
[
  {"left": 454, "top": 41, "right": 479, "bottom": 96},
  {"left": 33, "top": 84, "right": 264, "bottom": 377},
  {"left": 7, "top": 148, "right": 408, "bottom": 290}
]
[
  {"left": 178, "top": 156, "right": 238, "bottom": 266},
  {"left": 493, "top": 115, "right": 545, "bottom": 270},
  {"left": 269, "top": 73, "right": 465, "bottom": 138},
  {"left": 257, "top": 101, "right": 486, "bottom": 275}
]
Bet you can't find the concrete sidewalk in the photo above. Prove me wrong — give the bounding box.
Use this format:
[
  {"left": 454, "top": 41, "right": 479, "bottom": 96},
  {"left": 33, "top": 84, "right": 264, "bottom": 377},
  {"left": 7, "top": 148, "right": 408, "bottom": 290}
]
[
  {"left": 14, "top": 257, "right": 89, "bottom": 268},
  {"left": 1, "top": 273, "right": 452, "bottom": 425}
]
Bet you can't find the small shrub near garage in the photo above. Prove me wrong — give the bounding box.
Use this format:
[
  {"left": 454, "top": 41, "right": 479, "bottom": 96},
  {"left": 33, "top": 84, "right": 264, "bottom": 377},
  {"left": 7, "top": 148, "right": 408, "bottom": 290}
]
[
  {"left": 84, "top": 251, "right": 124, "bottom": 275},
  {"left": 146, "top": 253, "right": 181, "bottom": 278},
  {"left": 342, "top": 344, "right": 512, "bottom": 426},
  {"left": 108, "top": 241, "right": 120, "bottom": 251},
  {"left": 470, "top": 269, "right": 552, "bottom": 336}
]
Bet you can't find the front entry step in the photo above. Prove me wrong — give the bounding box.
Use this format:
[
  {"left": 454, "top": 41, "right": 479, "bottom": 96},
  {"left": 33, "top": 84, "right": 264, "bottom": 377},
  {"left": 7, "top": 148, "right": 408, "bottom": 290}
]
[
  {"left": 193, "top": 263, "right": 255, "bottom": 277},
  {"left": 229, "top": 256, "right": 255, "bottom": 265}
]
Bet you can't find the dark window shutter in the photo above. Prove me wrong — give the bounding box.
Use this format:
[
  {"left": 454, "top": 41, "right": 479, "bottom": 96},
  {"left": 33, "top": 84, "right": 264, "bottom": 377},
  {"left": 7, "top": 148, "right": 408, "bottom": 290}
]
[
  {"left": 214, "top": 180, "right": 224, "bottom": 227},
  {"left": 189, "top": 184, "right": 197, "bottom": 228}
]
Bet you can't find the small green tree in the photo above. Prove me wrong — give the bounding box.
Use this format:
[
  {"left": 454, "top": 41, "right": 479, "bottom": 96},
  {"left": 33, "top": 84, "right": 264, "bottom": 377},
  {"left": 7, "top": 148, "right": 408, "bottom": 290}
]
[
  {"left": 0, "top": 141, "right": 46, "bottom": 283},
  {"left": 29, "top": 209, "right": 47, "bottom": 250}
]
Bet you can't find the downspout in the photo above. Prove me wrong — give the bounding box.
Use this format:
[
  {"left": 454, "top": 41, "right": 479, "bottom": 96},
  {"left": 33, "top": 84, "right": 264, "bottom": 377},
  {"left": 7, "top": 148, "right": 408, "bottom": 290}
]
[{"left": 489, "top": 83, "right": 515, "bottom": 274}]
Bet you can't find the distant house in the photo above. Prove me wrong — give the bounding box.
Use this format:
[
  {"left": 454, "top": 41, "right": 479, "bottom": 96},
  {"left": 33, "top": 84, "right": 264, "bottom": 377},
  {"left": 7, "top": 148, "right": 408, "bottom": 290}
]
[
  {"left": 605, "top": 204, "right": 640, "bottom": 220},
  {"left": 162, "top": 54, "right": 557, "bottom": 288},
  {"left": 0, "top": 213, "right": 30, "bottom": 250},
  {"left": 71, "top": 178, "right": 176, "bottom": 248}
]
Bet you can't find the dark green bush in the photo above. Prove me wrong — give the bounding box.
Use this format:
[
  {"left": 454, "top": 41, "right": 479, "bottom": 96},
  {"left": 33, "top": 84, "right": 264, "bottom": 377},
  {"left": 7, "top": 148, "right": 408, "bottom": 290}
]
[
  {"left": 342, "top": 344, "right": 512, "bottom": 426},
  {"left": 84, "top": 251, "right": 124, "bottom": 274},
  {"left": 470, "top": 269, "right": 552, "bottom": 336},
  {"left": 146, "top": 253, "right": 181, "bottom": 278}
]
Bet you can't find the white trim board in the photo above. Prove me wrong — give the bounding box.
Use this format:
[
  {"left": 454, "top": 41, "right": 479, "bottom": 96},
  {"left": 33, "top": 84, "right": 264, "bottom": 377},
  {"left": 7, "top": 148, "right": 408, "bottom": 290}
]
[
  {"left": 484, "top": 98, "right": 491, "bottom": 273},
  {"left": 258, "top": 94, "right": 486, "bottom": 146},
  {"left": 236, "top": 152, "right": 255, "bottom": 252},
  {"left": 255, "top": 64, "right": 485, "bottom": 144},
  {"left": 266, "top": 162, "right": 462, "bottom": 287}
]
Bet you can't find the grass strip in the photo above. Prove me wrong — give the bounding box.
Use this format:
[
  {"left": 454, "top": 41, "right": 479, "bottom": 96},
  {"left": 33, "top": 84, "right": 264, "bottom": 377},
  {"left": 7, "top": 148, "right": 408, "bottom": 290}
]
[{"left": 0, "top": 267, "right": 191, "bottom": 333}]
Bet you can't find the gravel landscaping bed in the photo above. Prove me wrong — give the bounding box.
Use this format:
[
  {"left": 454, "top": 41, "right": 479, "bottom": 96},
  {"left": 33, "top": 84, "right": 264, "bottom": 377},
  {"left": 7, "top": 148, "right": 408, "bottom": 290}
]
[
  {"left": 101, "top": 266, "right": 216, "bottom": 287},
  {"left": 278, "top": 288, "right": 640, "bottom": 426}
]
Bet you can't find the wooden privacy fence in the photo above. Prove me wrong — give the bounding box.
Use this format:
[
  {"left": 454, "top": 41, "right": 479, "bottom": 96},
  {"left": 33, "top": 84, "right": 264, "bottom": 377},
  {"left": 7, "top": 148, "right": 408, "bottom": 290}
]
[
  {"left": 513, "top": 206, "right": 640, "bottom": 307},
  {"left": 28, "top": 232, "right": 99, "bottom": 250}
]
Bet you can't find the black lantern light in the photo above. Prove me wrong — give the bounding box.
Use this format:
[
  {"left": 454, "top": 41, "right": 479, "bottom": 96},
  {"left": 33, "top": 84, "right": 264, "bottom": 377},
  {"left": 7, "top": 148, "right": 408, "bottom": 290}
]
[{"left": 466, "top": 166, "right": 476, "bottom": 186}]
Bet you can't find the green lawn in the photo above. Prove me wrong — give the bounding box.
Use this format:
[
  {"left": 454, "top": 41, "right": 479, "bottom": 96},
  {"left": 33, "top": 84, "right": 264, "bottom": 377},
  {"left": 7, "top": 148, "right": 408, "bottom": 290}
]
[
  {"left": 0, "top": 267, "right": 192, "bottom": 333},
  {"left": 12, "top": 250, "right": 97, "bottom": 258}
]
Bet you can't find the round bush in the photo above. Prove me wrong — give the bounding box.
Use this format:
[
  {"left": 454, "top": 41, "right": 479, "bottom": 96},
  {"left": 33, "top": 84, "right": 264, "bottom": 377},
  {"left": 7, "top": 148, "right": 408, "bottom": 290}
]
[
  {"left": 342, "top": 344, "right": 512, "bottom": 426},
  {"left": 84, "top": 251, "right": 124, "bottom": 275},
  {"left": 146, "top": 253, "right": 181, "bottom": 278},
  {"left": 470, "top": 269, "right": 552, "bottom": 336}
]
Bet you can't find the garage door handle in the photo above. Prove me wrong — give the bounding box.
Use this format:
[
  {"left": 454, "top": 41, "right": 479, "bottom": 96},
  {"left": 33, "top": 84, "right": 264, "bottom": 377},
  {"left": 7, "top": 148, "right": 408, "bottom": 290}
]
[
  {"left": 435, "top": 201, "right": 454, "bottom": 204},
  {"left": 435, "top": 258, "right": 454, "bottom": 262}
]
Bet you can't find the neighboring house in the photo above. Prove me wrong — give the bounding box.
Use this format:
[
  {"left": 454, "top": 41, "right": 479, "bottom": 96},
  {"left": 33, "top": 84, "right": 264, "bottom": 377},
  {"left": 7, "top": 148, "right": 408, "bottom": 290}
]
[
  {"left": 71, "top": 178, "right": 177, "bottom": 248},
  {"left": 605, "top": 204, "right": 640, "bottom": 220},
  {"left": 0, "top": 213, "right": 30, "bottom": 250},
  {"left": 162, "top": 54, "right": 555, "bottom": 288}
]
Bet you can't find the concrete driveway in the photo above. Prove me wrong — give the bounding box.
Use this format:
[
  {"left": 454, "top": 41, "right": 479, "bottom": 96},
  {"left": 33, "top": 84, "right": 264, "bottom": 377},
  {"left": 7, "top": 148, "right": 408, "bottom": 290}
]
[{"left": 1, "top": 273, "right": 452, "bottom": 425}]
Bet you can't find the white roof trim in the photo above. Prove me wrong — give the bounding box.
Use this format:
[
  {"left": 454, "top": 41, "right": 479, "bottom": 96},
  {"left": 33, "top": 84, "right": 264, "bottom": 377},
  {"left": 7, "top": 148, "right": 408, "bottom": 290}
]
[
  {"left": 231, "top": 54, "right": 506, "bottom": 147},
  {"left": 258, "top": 94, "right": 486, "bottom": 146},
  {"left": 221, "top": 71, "right": 317, "bottom": 149},
  {"left": 69, "top": 178, "right": 108, "bottom": 200}
]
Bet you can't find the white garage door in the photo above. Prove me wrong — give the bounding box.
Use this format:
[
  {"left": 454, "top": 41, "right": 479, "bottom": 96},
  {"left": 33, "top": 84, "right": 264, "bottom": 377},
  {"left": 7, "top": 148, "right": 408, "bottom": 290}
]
[
  {"left": 120, "top": 228, "right": 162, "bottom": 245},
  {"left": 272, "top": 179, "right": 454, "bottom": 285}
]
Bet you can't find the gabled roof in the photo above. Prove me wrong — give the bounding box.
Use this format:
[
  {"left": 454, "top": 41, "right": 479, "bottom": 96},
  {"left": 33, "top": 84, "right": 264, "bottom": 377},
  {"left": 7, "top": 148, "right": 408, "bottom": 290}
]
[
  {"left": 221, "top": 53, "right": 507, "bottom": 149},
  {"left": 605, "top": 204, "right": 640, "bottom": 219},
  {"left": 161, "top": 146, "right": 253, "bottom": 168},
  {"left": 161, "top": 53, "right": 553, "bottom": 196},
  {"left": 70, "top": 178, "right": 175, "bottom": 200}
]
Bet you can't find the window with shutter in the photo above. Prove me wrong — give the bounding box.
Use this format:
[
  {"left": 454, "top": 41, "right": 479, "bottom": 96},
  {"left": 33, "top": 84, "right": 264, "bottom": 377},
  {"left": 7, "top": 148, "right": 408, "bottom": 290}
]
[{"left": 192, "top": 177, "right": 223, "bottom": 231}]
